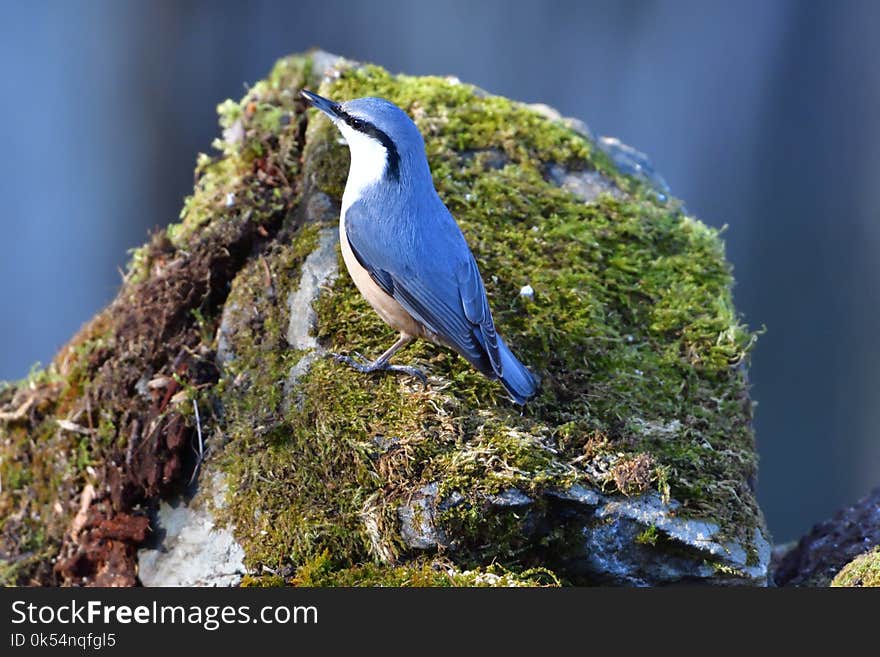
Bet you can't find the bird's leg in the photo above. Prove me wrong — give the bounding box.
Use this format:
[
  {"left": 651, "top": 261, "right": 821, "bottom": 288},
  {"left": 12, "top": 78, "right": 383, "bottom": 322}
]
[{"left": 331, "top": 334, "right": 427, "bottom": 386}]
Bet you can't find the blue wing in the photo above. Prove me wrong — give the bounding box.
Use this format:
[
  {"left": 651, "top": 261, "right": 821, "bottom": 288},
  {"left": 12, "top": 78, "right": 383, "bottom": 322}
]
[{"left": 344, "top": 199, "right": 503, "bottom": 377}]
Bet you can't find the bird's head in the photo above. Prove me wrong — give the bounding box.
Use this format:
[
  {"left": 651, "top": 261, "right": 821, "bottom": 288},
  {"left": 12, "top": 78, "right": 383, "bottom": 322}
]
[{"left": 301, "top": 90, "right": 427, "bottom": 184}]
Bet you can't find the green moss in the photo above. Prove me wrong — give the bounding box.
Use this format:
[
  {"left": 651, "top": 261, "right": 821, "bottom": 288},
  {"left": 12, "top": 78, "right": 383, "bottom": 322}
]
[
  {"left": 0, "top": 375, "right": 96, "bottom": 584},
  {"left": 295, "top": 561, "right": 557, "bottom": 587},
  {"left": 0, "top": 315, "right": 135, "bottom": 584},
  {"left": 0, "top": 309, "right": 121, "bottom": 583},
  {"left": 635, "top": 525, "right": 660, "bottom": 547},
  {"left": 242, "top": 550, "right": 557, "bottom": 587},
  {"left": 831, "top": 547, "right": 880, "bottom": 587}
]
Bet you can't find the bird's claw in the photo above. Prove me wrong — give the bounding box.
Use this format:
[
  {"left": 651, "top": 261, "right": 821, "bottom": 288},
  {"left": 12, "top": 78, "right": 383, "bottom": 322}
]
[
  {"left": 329, "top": 352, "right": 369, "bottom": 372},
  {"left": 328, "top": 351, "right": 427, "bottom": 387},
  {"left": 384, "top": 364, "right": 428, "bottom": 388}
]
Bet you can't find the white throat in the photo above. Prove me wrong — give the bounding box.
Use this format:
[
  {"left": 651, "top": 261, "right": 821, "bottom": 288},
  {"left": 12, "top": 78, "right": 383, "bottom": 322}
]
[{"left": 338, "top": 120, "right": 388, "bottom": 215}]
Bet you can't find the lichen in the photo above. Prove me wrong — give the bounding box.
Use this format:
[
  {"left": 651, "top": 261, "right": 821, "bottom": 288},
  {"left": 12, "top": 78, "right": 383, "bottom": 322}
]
[{"left": 831, "top": 547, "right": 880, "bottom": 587}]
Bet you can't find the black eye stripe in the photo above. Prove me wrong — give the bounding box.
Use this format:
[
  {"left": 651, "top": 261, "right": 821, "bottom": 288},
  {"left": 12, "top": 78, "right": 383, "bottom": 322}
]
[{"left": 338, "top": 109, "right": 401, "bottom": 181}]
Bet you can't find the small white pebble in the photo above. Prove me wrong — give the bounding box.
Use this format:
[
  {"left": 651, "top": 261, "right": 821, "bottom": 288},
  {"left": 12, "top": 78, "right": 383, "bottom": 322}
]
[
  {"left": 225, "top": 192, "right": 236, "bottom": 207},
  {"left": 222, "top": 119, "right": 245, "bottom": 145},
  {"left": 519, "top": 284, "right": 535, "bottom": 300}
]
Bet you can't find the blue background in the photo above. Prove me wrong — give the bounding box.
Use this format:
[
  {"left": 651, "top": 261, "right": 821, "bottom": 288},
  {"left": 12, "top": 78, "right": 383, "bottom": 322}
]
[{"left": 1, "top": 0, "right": 878, "bottom": 543}]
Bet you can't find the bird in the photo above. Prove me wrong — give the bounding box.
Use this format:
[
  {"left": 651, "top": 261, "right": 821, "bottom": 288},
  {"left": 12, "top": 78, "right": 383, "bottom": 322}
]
[{"left": 300, "top": 89, "right": 538, "bottom": 405}]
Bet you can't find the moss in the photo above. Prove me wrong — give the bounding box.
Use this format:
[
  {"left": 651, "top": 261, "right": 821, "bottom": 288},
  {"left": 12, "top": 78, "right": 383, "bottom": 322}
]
[
  {"left": 244, "top": 551, "right": 558, "bottom": 587},
  {"left": 635, "top": 525, "right": 660, "bottom": 547},
  {"left": 831, "top": 547, "right": 880, "bottom": 587},
  {"left": 0, "top": 375, "right": 93, "bottom": 584}
]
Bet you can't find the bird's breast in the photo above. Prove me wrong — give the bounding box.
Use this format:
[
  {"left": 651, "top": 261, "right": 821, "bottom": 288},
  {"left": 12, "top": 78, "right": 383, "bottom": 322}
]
[{"left": 339, "top": 210, "right": 423, "bottom": 338}]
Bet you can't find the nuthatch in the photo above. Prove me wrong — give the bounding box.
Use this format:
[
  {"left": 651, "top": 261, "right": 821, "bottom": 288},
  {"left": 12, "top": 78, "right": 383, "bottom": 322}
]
[{"left": 301, "top": 89, "right": 538, "bottom": 404}]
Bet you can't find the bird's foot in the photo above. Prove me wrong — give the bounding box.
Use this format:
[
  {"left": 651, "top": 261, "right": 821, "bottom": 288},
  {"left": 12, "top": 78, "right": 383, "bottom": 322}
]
[{"left": 329, "top": 352, "right": 428, "bottom": 388}]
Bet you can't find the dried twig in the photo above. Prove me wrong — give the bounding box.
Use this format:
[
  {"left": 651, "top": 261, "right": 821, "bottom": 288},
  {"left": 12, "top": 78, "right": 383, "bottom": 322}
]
[
  {"left": 189, "top": 399, "right": 205, "bottom": 485},
  {"left": 0, "top": 396, "right": 34, "bottom": 423},
  {"left": 260, "top": 255, "right": 276, "bottom": 299}
]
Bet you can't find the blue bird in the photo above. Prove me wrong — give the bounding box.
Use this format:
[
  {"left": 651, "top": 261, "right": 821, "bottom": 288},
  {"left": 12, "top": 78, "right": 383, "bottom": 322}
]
[{"left": 301, "top": 89, "right": 538, "bottom": 405}]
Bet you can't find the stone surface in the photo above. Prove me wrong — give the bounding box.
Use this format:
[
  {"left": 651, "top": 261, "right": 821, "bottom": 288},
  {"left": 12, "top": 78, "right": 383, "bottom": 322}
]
[
  {"left": 137, "top": 472, "right": 245, "bottom": 587},
  {"left": 398, "top": 484, "right": 445, "bottom": 550},
  {"left": 773, "top": 486, "right": 880, "bottom": 586},
  {"left": 597, "top": 136, "right": 671, "bottom": 199},
  {"left": 547, "top": 163, "right": 621, "bottom": 204},
  {"left": 398, "top": 484, "right": 770, "bottom": 586},
  {"left": 285, "top": 227, "right": 339, "bottom": 350}
]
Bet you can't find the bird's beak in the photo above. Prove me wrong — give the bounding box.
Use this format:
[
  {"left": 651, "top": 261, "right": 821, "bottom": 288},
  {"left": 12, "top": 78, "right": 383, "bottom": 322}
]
[{"left": 300, "top": 89, "right": 341, "bottom": 120}]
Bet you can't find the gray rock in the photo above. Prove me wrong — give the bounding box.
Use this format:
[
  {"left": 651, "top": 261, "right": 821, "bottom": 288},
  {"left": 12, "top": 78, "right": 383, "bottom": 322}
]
[
  {"left": 304, "top": 191, "right": 339, "bottom": 225},
  {"left": 597, "top": 136, "right": 671, "bottom": 198},
  {"left": 398, "top": 482, "right": 770, "bottom": 585},
  {"left": 139, "top": 223, "right": 343, "bottom": 585},
  {"left": 548, "top": 484, "right": 603, "bottom": 506},
  {"left": 489, "top": 488, "right": 533, "bottom": 507},
  {"left": 285, "top": 227, "right": 339, "bottom": 350},
  {"left": 547, "top": 163, "right": 621, "bottom": 203},
  {"left": 215, "top": 300, "right": 240, "bottom": 366},
  {"left": 574, "top": 493, "right": 771, "bottom": 585},
  {"left": 310, "top": 50, "right": 346, "bottom": 83},
  {"left": 137, "top": 472, "right": 245, "bottom": 587},
  {"left": 282, "top": 225, "right": 339, "bottom": 410},
  {"left": 578, "top": 514, "right": 714, "bottom": 586},
  {"left": 527, "top": 102, "right": 594, "bottom": 141},
  {"left": 398, "top": 483, "right": 445, "bottom": 549},
  {"left": 773, "top": 485, "right": 880, "bottom": 586},
  {"left": 146, "top": 53, "right": 765, "bottom": 588}
]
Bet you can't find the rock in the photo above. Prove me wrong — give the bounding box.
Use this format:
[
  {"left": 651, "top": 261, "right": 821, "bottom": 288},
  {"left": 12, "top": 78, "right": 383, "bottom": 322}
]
[
  {"left": 398, "top": 484, "right": 769, "bottom": 586},
  {"left": 578, "top": 495, "right": 770, "bottom": 585},
  {"left": 773, "top": 486, "right": 880, "bottom": 586},
  {"left": 137, "top": 472, "right": 245, "bottom": 587},
  {"left": 0, "top": 51, "right": 767, "bottom": 587},
  {"left": 596, "top": 136, "right": 671, "bottom": 199},
  {"left": 398, "top": 484, "right": 445, "bottom": 550},
  {"left": 547, "top": 163, "right": 621, "bottom": 204},
  {"left": 285, "top": 227, "right": 339, "bottom": 350}
]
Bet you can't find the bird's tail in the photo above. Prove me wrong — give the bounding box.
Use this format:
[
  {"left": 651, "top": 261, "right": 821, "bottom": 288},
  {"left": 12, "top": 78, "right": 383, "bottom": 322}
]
[{"left": 497, "top": 337, "right": 539, "bottom": 405}]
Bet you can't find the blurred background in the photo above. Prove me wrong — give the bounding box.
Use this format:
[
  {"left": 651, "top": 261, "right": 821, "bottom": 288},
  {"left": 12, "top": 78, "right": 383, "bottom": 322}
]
[{"left": 0, "top": 0, "right": 877, "bottom": 543}]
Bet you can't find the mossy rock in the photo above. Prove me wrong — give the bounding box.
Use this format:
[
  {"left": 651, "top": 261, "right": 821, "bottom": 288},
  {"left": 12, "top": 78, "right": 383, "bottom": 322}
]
[
  {"left": 0, "top": 51, "right": 768, "bottom": 587},
  {"left": 773, "top": 486, "right": 880, "bottom": 587},
  {"left": 831, "top": 547, "right": 880, "bottom": 587}
]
